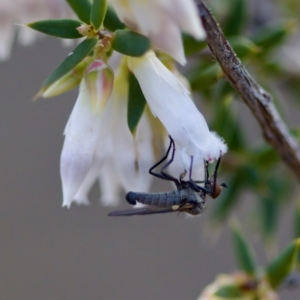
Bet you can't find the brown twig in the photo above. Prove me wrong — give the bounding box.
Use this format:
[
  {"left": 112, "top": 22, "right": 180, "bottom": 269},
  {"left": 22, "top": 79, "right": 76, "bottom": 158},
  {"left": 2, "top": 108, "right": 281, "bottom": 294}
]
[{"left": 197, "top": 1, "right": 300, "bottom": 180}]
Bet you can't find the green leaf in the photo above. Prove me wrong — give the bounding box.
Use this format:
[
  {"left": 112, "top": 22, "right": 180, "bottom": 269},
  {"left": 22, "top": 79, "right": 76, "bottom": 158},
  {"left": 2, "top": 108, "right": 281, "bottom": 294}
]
[
  {"left": 265, "top": 239, "right": 300, "bottom": 289},
  {"left": 127, "top": 72, "right": 147, "bottom": 135},
  {"left": 210, "top": 171, "right": 243, "bottom": 222},
  {"left": 42, "top": 57, "right": 92, "bottom": 98},
  {"left": 182, "top": 33, "right": 206, "bottom": 56},
  {"left": 210, "top": 90, "right": 245, "bottom": 152},
  {"left": 104, "top": 6, "right": 126, "bottom": 31},
  {"left": 259, "top": 196, "right": 279, "bottom": 241},
  {"left": 250, "top": 147, "right": 279, "bottom": 171},
  {"left": 189, "top": 63, "right": 221, "bottom": 91},
  {"left": 37, "top": 38, "right": 97, "bottom": 97},
  {"left": 252, "top": 23, "right": 292, "bottom": 51},
  {"left": 295, "top": 206, "right": 300, "bottom": 238},
  {"left": 228, "top": 36, "right": 261, "bottom": 58},
  {"left": 67, "top": 0, "right": 92, "bottom": 24},
  {"left": 27, "top": 19, "right": 83, "bottom": 39},
  {"left": 294, "top": 206, "right": 300, "bottom": 268},
  {"left": 223, "top": 0, "right": 246, "bottom": 36},
  {"left": 231, "top": 224, "right": 256, "bottom": 276},
  {"left": 258, "top": 175, "right": 291, "bottom": 241},
  {"left": 214, "top": 284, "right": 243, "bottom": 298},
  {"left": 90, "top": 0, "right": 107, "bottom": 31},
  {"left": 112, "top": 30, "right": 150, "bottom": 57},
  {"left": 290, "top": 128, "right": 300, "bottom": 142}
]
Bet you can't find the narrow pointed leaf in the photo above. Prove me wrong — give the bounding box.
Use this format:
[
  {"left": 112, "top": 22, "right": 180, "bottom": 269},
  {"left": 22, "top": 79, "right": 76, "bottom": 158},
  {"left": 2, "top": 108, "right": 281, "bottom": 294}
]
[
  {"left": 182, "top": 33, "right": 206, "bottom": 56},
  {"left": 223, "top": 0, "right": 246, "bottom": 36},
  {"left": 265, "top": 238, "right": 300, "bottom": 289},
  {"left": 42, "top": 58, "right": 92, "bottom": 98},
  {"left": 37, "top": 38, "right": 97, "bottom": 97},
  {"left": 250, "top": 147, "right": 279, "bottom": 171},
  {"left": 228, "top": 36, "right": 261, "bottom": 58},
  {"left": 104, "top": 6, "right": 125, "bottom": 31},
  {"left": 214, "top": 284, "right": 243, "bottom": 298},
  {"left": 189, "top": 63, "right": 221, "bottom": 91},
  {"left": 128, "top": 72, "right": 147, "bottom": 135},
  {"left": 260, "top": 196, "right": 279, "bottom": 241},
  {"left": 112, "top": 30, "right": 150, "bottom": 57},
  {"left": 90, "top": 0, "right": 107, "bottom": 31},
  {"left": 211, "top": 97, "right": 245, "bottom": 151},
  {"left": 252, "top": 23, "right": 291, "bottom": 51},
  {"left": 295, "top": 206, "right": 300, "bottom": 268},
  {"left": 27, "top": 19, "right": 83, "bottom": 39},
  {"left": 67, "top": 0, "right": 92, "bottom": 24},
  {"left": 210, "top": 172, "right": 242, "bottom": 222},
  {"left": 231, "top": 224, "right": 256, "bottom": 276},
  {"left": 259, "top": 175, "right": 290, "bottom": 241},
  {"left": 295, "top": 206, "right": 300, "bottom": 238}
]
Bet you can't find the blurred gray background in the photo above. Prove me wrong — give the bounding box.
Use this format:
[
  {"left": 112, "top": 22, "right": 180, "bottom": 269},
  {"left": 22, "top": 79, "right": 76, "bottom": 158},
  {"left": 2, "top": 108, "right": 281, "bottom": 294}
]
[{"left": 0, "top": 37, "right": 298, "bottom": 300}]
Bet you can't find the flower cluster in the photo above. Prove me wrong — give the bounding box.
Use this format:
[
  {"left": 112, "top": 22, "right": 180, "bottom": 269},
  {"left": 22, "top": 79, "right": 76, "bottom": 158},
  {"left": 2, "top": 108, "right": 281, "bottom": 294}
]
[{"left": 17, "top": 0, "right": 227, "bottom": 207}]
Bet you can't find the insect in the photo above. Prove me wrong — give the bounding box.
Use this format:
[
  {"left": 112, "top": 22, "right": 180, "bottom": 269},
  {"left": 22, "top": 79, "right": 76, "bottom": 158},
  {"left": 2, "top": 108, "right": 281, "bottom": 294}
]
[{"left": 108, "top": 136, "right": 227, "bottom": 216}]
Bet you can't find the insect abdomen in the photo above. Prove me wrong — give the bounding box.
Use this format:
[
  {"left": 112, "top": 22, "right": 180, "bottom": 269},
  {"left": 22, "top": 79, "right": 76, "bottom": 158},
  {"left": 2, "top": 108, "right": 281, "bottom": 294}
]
[{"left": 126, "top": 191, "right": 181, "bottom": 207}]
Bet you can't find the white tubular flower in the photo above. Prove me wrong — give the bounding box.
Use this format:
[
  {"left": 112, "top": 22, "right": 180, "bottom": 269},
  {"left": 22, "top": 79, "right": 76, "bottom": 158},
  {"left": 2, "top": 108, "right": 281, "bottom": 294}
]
[
  {"left": 60, "top": 59, "right": 114, "bottom": 208},
  {"left": 99, "top": 160, "right": 122, "bottom": 207},
  {"left": 128, "top": 51, "right": 227, "bottom": 171},
  {"left": 105, "top": 60, "right": 155, "bottom": 193},
  {"left": 61, "top": 55, "right": 155, "bottom": 208},
  {"left": 108, "top": 0, "right": 206, "bottom": 64},
  {"left": 0, "top": 0, "right": 73, "bottom": 60},
  {"left": 60, "top": 80, "right": 102, "bottom": 208}
]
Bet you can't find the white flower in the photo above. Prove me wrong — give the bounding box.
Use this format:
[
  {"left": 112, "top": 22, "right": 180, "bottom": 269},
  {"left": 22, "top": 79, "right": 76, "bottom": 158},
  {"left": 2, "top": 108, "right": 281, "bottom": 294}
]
[
  {"left": 0, "top": 0, "right": 73, "bottom": 60},
  {"left": 60, "top": 59, "right": 114, "bottom": 207},
  {"left": 127, "top": 51, "right": 227, "bottom": 171},
  {"left": 108, "top": 0, "right": 206, "bottom": 64},
  {"left": 61, "top": 57, "right": 156, "bottom": 208},
  {"left": 60, "top": 79, "right": 104, "bottom": 207}
]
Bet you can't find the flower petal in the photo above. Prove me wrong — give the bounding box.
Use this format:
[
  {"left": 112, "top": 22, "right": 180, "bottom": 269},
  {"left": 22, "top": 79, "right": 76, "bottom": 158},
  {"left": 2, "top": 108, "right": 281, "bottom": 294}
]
[
  {"left": 105, "top": 60, "right": 155, "bottom": 192},
  {"left": 128, "top": 51, "right": 227, "bottom": 168},
  {"left": 108, "top": 0, "right": 205, "bottom": 64},
  {"left": 99, "top": 160, "right": 122, "bottom": 207},
  {"left": 61, "top": 80, "right": 102, "bottom": 207},
  {"left": 84, "top": 59, "right": 114, "bottom": 114},
  {"left": 0, "top": 17, "right": 15, "bottom": 60},
  {"left": 73, "top": 157, "right": 104, "bottom": 206},
  {"left": 165, "top": 0, "right": 206, "bottom": 40}
]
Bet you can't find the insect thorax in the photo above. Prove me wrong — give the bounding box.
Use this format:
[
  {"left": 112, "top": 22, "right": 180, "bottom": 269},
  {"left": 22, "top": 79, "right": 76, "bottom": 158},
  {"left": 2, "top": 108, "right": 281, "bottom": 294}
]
[
  {"left": 178, "top": 187, "right": 206, "bottom": 215},
  {"left": 180, "top": 187, "right": 206, "bottom": 203}
]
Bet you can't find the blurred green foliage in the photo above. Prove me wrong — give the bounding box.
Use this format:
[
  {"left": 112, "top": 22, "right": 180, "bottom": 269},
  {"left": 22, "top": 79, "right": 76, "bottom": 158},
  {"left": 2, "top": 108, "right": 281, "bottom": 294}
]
[
  {"left": 32, "top": 0, "right": 300, "bottom": 255},
  {"left": 186, "top": 0, "right": 300, "bottom": 253},
  {"left": 27, "top": 0, "right": 300, "bottom": 296}
]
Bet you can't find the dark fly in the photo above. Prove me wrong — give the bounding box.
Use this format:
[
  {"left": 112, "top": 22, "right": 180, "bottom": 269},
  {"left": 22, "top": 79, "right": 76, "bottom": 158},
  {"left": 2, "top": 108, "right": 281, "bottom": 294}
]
[{"left": 108, "top": 136, "right": 226, "bottom": 216}]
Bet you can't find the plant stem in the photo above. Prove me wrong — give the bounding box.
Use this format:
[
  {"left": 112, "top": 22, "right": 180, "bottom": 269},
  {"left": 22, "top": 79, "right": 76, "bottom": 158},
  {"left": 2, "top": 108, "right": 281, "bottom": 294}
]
[{"left": 197, "top": 1, "right": 300, "bottom": 180}]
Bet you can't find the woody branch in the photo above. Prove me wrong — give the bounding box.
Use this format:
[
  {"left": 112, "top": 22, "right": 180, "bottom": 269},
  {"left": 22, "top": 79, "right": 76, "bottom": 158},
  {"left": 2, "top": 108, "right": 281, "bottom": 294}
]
[{"left": 197, "top": 1, "right": 300, "bottom": 180}]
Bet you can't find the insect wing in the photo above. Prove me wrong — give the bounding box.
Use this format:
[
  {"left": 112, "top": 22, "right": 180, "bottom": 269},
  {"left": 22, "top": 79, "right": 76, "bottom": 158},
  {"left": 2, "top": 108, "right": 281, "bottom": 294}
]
[{"left": 108, "top": 206, "right": 175, "bottom": 216}]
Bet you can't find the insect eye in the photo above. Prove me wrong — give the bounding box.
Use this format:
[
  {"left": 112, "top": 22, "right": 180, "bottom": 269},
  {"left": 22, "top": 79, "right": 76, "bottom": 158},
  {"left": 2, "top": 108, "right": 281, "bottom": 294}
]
[{"left": 212, "top": 184, "right": 222, "bottom": 199}]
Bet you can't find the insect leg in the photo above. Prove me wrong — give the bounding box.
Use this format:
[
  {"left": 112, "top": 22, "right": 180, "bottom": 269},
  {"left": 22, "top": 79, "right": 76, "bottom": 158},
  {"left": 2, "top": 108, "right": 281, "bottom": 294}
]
[
  {"left": 149, "top": 136, "right": 180, "bottom": 186},
  {"left": 160, "top": 137, "right": 180, "bottom": 186},
  {"left": 149, "top": 136, "right": 173, "bottom": 178},
  {"left": 212, "top": 154, "right": 222, "bottom": 193},
  {"left": 194, "top": 160, "right": 209, "bottom": 184},
  {"left": 188, "top": 156, "right": 211, "bottom": 193}
]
